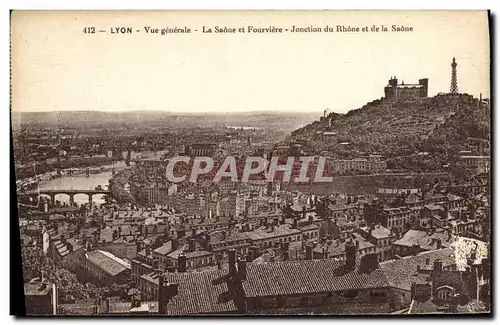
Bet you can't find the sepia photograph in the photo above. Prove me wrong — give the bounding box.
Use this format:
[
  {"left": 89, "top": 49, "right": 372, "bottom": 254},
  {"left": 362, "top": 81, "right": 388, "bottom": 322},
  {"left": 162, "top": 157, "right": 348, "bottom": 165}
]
[{"left": 10, "top": 10, "right": 491, "bottom": 316}]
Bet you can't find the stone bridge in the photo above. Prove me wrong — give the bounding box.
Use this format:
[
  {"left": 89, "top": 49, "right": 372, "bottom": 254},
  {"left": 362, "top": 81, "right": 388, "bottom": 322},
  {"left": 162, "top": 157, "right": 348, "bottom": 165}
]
[{"left": 18, "top": 189, "right": 111, "bottom": 206}]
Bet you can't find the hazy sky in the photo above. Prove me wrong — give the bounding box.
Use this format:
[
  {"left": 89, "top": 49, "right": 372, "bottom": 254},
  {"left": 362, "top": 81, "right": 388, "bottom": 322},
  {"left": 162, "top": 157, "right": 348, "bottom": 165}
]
[{"left": 11, "top": 11, "right": 490, "bottom": 114}]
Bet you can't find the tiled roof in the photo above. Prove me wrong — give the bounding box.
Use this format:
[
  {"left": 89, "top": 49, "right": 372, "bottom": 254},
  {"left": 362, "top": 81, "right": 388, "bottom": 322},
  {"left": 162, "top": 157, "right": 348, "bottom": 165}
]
[
  {"left": 245, "top": 224, "right": 302, "bottom": 241},
  {"left": 86, "top": 250, "right": 131, "bottom": 276},
  {"left": 153, "top": 241, "right": 173, "bottom": 256},
  {"left": 242, "top": 258, "right": 389, "bottom": 297},
  {"left": 360, "top": 225, "right": 393, "bottom": 239},
  {"left": 409, "top": 298, "right": 488, "bottom": 314},
  {"left": 210, "top": 230, "right": 250, "bottom": 244},
  {"left": 380, "top": 248, "right": 455, "bottom": 291},
  {"left": 393, "top": 229, "right": 454, "bottom": 250},
  {"left": 424, "top": 204, "right": 444, "bottom": 211},
  {"left": 53, "top": 237, "right": 84, "bottom": 257},
  {"left": 140, "top": 269, "right": 238, "bottom": 315},
  {"left": 327, "top": 203, "right": 358, "bottom": 212},
  {"left": 298, "top": 223, "right": 319, "bottom": 231},
  {"left": 313, "top": 235, "right": 374, "bottom": 257},
  {"left": 383, "top": 207, "right": 412, "bottom": 215}
]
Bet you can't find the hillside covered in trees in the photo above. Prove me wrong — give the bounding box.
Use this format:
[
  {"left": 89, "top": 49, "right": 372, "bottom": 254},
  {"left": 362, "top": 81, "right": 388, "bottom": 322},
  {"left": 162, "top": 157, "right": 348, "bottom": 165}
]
[{"left": 291, "top": 93, "right": 490, "bottom": 177}]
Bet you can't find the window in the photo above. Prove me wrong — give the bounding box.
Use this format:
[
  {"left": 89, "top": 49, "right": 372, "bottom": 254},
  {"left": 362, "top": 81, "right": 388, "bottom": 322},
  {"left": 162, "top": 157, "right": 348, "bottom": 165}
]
[{"left": 438, "top": 289, "right": 452, "bottom": 300}]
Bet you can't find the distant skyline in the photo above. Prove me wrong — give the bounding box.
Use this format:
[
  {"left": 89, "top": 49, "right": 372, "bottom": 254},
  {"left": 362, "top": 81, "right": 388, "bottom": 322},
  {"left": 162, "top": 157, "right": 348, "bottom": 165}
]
[{"left": 11, "top": 11, "right": 490, "bottom": 114}]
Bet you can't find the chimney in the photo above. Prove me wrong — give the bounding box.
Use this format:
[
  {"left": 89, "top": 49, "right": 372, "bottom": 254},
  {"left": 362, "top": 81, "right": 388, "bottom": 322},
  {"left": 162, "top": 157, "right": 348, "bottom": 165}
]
[
  {"left": 145, "top": 244, "right": 151, "bottom": 256},
  {"left": 152, "top": 259, "right": 160, "bottom": 270},
  {"left": 436, "top": 239, "right": 442, "bottom": 249},
  {"left": 482, "top": 258, "right": 490, "bottom": 281},
  {"left": 282, "top": 242, "right": 290, "bottom": 253},
  {"left": 281, "top": 214, "right": 286, "bottom": 225},
  {"left": 292, "top": 218, "right": 298, "bottom": 229},
  {"left": 228, "top": 248, "right": 237, "bottom": 276},
  {"left": 135, "top": 240, "right": 142, "bottom": 253},
  {"left": 237, "top": 257, "right": 247, "bottom": 280},
  {"left": 216, "top": 258, "right": 222, "bottom": 270},
  {"left": 105, "top": 297, "right": 110, "bottom": 314},
  {"left": 158, "top": 273, "right": 166, "bottom": 314},
  {"left": 345, "top": 240, "right": 356, "bottom": 269},
  {"left": 188, "top": 238, "right": 196, "bottom": 252},
  {"left": 360, "top": 253, "right": 379, "bottom": 273},
  {"left": 171, "top": 239, "right": 178, "bottom": 251},
  {"left": 283, "top": 251, "right": 289, "bottom": 261},
  {"left": 302, "top": 206, "right": 306, "bottom": 219},
  {"left": 250, "top": 246, "right": 258, "bottom": 261},
  {"left": 425, "top": 258, "right": 430, "bottom": 265},
  {"left": 308, "top": 214, "right": 314, "bottom": 224},
  {"left": 369, "top": 224, "right": 375, "bottom": 237},
  {"left": 433, "top": 259, "right": 443, "bottom": 273},
  {"left": 305, "top": 243, "right": 313, "bottom": 260},
  {"left": 412, "top": 244, "right": 421, "bottom": 256},
  {"left": 204, "top": 233, "right": 211, "bottom": 250},
  {"left": 177, "top": 252, "right": 187, "bottom": 272}
]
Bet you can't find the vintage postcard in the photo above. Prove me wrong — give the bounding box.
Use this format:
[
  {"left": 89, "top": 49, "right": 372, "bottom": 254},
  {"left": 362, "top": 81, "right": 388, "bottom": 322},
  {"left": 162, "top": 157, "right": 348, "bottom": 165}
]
[{"left": 10, "top": 10, "right": 491, "bottom": 316}]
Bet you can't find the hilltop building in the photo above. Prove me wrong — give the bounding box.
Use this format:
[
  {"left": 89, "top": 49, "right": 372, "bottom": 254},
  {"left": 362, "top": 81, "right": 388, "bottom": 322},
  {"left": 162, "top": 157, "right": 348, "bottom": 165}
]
[{"left": 384, "top": 77, "right": 428, "bottom": 100}]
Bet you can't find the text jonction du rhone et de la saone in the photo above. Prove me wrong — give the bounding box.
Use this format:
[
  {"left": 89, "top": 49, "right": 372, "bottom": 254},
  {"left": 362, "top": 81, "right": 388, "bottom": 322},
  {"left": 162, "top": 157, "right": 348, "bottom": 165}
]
[{"left": 83, "top": 24, "right": 414, "bottom": 35}]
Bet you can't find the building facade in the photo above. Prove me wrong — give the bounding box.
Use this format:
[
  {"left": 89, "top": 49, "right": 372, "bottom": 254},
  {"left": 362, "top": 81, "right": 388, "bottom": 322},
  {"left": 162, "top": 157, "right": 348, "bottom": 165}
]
[{"left": 384, "top": 77, "right": 429, "bottom": 100}]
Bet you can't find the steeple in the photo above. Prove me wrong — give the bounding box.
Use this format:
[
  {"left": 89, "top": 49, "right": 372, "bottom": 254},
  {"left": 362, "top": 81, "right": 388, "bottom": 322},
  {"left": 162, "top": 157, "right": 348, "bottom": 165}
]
[{"left": 450, "top": 57, "right": 458, "bottom": 94}]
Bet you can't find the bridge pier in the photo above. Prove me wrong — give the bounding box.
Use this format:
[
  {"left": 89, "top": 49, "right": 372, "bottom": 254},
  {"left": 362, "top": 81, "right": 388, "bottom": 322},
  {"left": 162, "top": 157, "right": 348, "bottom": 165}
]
[
  {"left": 49, "top": 193, "right": 55, "bottom": 206},
  {"left": 29, "top": 194, "right": 38, "bottom": 205},
  {"left": 69, "top": 194, "right": 75, "bottom": 206},
  {"left": 88, "top": 194, "right": 93, "bottom": 209}
]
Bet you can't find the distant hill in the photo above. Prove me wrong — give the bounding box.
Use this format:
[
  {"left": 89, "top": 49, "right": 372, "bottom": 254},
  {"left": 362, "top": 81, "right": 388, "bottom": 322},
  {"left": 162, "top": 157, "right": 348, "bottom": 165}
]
[
  {"left": 11, "top": 110, "right": 321, "bottom": 132},
  {"left": 291, "top": 93, "right": 490, "bottom": 173}
]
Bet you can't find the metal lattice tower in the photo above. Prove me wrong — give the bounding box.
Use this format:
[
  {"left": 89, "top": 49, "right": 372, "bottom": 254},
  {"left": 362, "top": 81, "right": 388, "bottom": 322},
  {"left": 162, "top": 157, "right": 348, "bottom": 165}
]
[{"left": 450, "top": 57, "right": 458, "bottom": 94}]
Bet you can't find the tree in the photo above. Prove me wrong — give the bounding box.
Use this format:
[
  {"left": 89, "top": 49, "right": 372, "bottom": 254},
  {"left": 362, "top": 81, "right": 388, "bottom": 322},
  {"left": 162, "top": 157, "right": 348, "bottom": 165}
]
[{"left": 22, "top": 247, "right": 104, "bottom": 303}]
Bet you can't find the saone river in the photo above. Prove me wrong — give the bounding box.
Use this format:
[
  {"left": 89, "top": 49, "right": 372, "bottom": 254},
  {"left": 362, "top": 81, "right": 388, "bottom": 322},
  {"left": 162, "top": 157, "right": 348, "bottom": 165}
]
[{"left": 37, "top": 161, "right": 129, "bottom": 206}]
